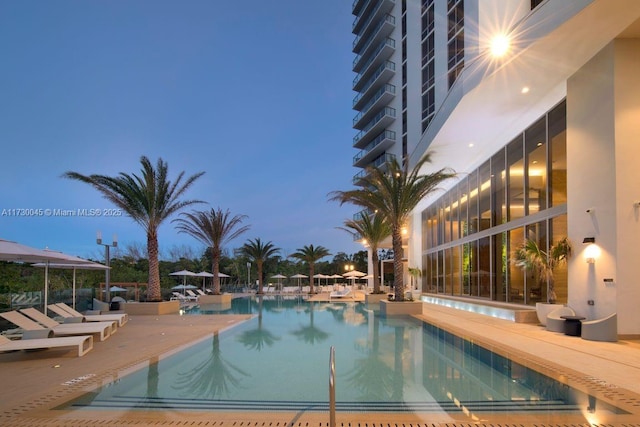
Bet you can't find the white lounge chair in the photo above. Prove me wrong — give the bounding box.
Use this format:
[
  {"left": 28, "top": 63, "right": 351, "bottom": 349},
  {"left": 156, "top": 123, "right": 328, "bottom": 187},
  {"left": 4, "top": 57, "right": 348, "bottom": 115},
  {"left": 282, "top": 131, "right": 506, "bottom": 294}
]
[
  {"left": 0, "top": 333, "right": 93, "bottom": 357},
  {"left": 185, "top": 290, "right": 200, "bottom": 301},
  {"left": 49, "top": 303, "right": 128, "bottom": 327},
  {"left": 330, "top": 288, "right": 352, "bottom": 299},
  {"left": 581, "top": 313, "right": 618, "bottom": 342},
  {"left": 546, "top": 306, "right": 576, "bottom": 333},
  {"left": 17, "top": 308, "right": 115, "bottom": 342}
]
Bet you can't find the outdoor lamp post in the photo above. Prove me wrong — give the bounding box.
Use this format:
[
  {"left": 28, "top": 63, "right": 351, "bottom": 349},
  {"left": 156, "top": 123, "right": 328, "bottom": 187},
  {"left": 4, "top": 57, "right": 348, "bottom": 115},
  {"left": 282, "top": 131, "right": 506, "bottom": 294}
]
[
  {"left": 247, "top": 262, "right": 251, "bottom": 287},
  {"left": 97, "top": 231, "right": 117, "bottom": 303}
]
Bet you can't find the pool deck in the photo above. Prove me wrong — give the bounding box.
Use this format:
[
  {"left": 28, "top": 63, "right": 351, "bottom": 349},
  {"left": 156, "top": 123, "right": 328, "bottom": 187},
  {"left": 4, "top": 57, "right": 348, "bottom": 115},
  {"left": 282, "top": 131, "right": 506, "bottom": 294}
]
[{"left": 1, "top": 300, "right": 639, "bottom": 426}]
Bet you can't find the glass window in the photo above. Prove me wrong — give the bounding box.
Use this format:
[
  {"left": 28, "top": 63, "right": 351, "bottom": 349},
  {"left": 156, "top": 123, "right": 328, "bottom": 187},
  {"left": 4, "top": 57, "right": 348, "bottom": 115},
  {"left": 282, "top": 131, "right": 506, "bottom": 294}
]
[
  {"left": 479, "top": 160, "right": 491, "bottom": 231},
  {"left": 525, "top": 221, "right": 547, "bottom": 304},
  {"left": 508, "top": 227, "right": 525, "bottom": 302},
  {"left": 491, "top": 148, "right": 506, "bottom": 226},
  {"left": 462, "top": 242, "right": 471, "bottom": 295},
  {"left": 478, "top": 236, "right": 491, "bottom": 298},
  {"left": 458, "top": 177, "right": 469, "bottom": 237},
  {"left": 492, "top": 232, "right": 507, "bottom": 302},
  {"left": 469, "top": 240, "right": 479, "bottom": 296},
  {"left": 548, "top": 101, "right": 567, "bottom": 206},
  {"left": 525, "top": 118, "right": 547, "bottom": 214},
  {"left": 550, "top": 214, "right": 568, "bottom": 304},
  {"left": 451, "top": 246, "right": 462, "bottom": 295},
  {"left": 507, "top": 136, "right": 524, "bottom": 221},
  {"left": 468, "top": 170, "right": 479, "bottom": 235}
]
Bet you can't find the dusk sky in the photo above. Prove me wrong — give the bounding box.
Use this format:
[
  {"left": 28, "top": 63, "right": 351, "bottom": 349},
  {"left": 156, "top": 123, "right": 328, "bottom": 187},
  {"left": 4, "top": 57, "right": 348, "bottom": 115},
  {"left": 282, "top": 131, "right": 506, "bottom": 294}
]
[{"left": 0, "top": 1, "right": 365, "bottom": 261}]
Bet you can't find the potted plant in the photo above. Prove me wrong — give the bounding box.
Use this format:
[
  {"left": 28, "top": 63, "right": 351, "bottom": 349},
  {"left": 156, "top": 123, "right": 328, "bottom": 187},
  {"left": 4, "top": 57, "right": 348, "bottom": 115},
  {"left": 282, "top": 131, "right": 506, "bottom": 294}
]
[{"left": 513, "top": 237, "right": 572, "bottom": 325}]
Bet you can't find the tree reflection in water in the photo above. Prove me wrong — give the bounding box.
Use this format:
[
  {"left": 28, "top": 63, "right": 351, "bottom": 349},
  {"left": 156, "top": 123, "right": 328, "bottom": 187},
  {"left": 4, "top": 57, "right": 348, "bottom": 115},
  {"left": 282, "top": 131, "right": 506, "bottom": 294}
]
[
  {"left": 291, "top": 302, "right": 329, "bottom": 344},
  {"left": 172, "top": 332, "right": 249, "bottom": 398},
  {"left": 237, "top": 296, "right": 280, "bottom": 351},
  {"left": 346, "top": 312, "right": 395, "bottom": 400}
]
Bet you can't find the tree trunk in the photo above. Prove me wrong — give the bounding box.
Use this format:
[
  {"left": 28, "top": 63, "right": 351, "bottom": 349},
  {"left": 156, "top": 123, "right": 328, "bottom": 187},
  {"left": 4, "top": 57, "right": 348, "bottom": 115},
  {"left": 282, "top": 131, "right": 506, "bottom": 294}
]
[
  {"left": 212, "top": 247, "right": 221, "bottom": 294},
  {"left": 257, "top": 260, "right": 264, "bottom": 294},
  {"left": 372, "top": 248, "right": 381, "bottom": 293},
  {"left": 392, "top": 227, "right": 405, "bottom": 301},
  {"left": 147, "top": 229, "right": 161, "bottom": 301},
  {"left": 309, "top": 263, "right": 315, "bottom": 294}
]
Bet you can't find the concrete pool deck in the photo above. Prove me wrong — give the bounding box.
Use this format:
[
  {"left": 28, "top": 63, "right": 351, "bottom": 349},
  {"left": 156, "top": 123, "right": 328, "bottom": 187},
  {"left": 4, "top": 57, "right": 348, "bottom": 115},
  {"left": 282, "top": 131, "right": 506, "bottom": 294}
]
[{"left": 1, "top": 300, "right": 639, "bottom": 426}]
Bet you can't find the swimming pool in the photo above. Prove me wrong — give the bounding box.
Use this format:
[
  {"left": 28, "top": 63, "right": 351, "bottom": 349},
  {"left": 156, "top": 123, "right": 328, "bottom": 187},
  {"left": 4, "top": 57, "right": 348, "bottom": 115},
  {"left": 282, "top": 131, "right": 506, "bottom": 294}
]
[{"left": 61, "top": 296, "right": 624, "bottom": 420}]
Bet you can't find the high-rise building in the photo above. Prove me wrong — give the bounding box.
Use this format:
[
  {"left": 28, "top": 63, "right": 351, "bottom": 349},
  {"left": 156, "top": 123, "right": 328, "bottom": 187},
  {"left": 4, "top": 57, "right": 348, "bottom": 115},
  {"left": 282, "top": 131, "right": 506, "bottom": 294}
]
[{"left": 351, "top": 0, "right": 640, "bottom": 338}]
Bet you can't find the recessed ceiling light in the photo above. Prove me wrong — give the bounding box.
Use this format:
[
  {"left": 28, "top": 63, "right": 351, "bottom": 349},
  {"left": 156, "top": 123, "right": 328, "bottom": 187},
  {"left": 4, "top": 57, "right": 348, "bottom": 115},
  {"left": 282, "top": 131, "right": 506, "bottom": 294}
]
[
  {"left": 468, "top": 143, "right": 474, "bottom": 148},
  {"left": 521, "top": 86, "right": 530, "bottom": 94},
  {"left": 490, "top": 34, "right": 510, "bottom": 57}
]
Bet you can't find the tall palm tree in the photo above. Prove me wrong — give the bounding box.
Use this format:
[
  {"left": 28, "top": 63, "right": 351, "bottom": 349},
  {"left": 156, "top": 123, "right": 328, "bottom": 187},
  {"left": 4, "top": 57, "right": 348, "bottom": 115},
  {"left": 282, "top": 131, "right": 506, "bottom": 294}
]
[
  {"left": 240, "top": 238, "right": 280, "bottom": 294},
  {"left": 173, "top": 208, "right": 250, "bottom": 294},
  {"left": 330, "top": 154, "right": 454, "bottom": 301},
  {"left": 63, "top": 156, "right": 204, "bottom": 301},
  {"left": 338, "top": 212, "right": 391, "bottom": 294},
  {"left": 290, "top": 244, "right": 331, "bottom": 294}
]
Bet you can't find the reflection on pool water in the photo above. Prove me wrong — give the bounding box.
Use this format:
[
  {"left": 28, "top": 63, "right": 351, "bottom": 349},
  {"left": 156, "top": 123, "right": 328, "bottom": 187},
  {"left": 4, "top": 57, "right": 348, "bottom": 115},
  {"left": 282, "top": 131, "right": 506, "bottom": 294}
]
[{"left": 62, "top": 296, "right": 625, "bottom": 420}]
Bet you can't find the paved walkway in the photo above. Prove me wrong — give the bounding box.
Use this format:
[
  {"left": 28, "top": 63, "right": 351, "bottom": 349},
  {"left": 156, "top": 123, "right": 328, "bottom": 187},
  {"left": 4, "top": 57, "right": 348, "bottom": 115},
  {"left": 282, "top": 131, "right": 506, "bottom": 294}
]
[{"left": 1, "top": 302, "right": 639, "bottom": 426}]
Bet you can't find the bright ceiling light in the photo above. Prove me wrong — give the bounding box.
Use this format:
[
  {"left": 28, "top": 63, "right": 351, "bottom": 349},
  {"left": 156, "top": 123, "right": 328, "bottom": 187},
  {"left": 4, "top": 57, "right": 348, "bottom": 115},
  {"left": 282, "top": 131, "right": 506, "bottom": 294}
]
[{"left": 490, "top": 34, "right": 510, "bottom": 57}]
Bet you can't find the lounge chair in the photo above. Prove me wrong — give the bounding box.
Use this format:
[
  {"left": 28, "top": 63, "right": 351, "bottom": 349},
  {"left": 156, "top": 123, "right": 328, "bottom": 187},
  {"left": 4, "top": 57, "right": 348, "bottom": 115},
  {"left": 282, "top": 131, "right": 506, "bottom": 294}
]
[
  {"left": 330, "top": 288, "right": 352, "bottom": 299},
  {"left": 581, "top": 313, "right": 618, "bottom": 342},
  {"left": 16, "top": 308, "right": 115, "bottom": 342},
  {"left": 0, "top": 333, "right": 93, "bottom": 357},
  {"left": 186, "top": 290, "right": 200, "bottom": 301},
  {"left": 195, "top": 289, "right": 207, "bottom": 296},
  {"left": 49, "top": 303, "right": 128, "bottom": 327},
  {"left": 546, "top": 306, "right": 576, "bottom": 333}
]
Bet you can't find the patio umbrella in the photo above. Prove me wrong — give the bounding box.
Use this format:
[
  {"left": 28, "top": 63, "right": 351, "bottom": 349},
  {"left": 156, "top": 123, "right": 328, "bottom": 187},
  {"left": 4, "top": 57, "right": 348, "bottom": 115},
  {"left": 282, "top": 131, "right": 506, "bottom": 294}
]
[
  {"left": 313, "top": 274, "right": 329, "bottom": 289},
  {"left": 195, "top": 271, "right": 213, "bottom": 290},
  {"left": 290, "top": 273, "right": 308, "bottom": 290},
  {"left": 271, "top": 274, "right": 287, "bottom": 291},
  {"left": 33, "top": 261, "right": 109, "bottom": 309},
  {"left": 169, "top": 270, "right": 197, "bottom": 294},
  {"left": 107, "top": 286, "right": 127, "bottom": 292},
  {"left": 0, "top": 239, "right": 93, "bottom": 309},
  {"left": 342, "top": 270, "right": 366, "bottom": 277}
]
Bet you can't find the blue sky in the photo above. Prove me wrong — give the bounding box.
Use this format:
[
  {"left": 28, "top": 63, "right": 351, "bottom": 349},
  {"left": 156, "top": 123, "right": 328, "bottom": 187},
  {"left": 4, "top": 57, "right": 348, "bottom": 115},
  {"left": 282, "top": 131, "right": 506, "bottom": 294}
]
[{"left": 0, "top": 1, "right": 363, "bottom": 260}]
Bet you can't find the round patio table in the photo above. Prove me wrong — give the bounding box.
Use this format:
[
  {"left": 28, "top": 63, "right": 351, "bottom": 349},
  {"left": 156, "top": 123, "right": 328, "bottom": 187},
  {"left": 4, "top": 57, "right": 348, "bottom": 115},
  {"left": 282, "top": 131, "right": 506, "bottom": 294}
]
[{"left": 561, "top": 315, "right": 586, "bottom": 336}]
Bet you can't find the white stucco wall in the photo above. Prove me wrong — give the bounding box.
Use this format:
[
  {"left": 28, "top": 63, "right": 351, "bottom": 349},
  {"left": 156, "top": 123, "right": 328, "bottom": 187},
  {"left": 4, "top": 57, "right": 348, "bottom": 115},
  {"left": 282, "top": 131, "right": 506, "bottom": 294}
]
[{"left": 567, "top": 39, "right": 640, "bottom": 336}]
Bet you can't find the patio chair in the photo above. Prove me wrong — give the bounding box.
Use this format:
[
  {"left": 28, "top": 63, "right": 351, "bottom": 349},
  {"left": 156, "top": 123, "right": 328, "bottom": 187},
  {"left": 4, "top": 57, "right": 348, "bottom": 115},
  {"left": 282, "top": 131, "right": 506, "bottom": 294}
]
[
  {"left": 330, "top": 288, "right": 352, "bottom": 299},
  {"left": 185, "top": 290, "right": 199, "bottom": 301},
  {"left": 0, "top": 333, "right": 93, "bottom": 358},
  {"left": 581, "top": 313, "right": 617, "bottom": 342},
  {"left": 49, "top": 303, "right": 128, "bottom": 327},
  {"left": 546, "top": 306, "right": 576, "bottom": 333},
  {"left": 18, "top": 308, "right": 115, "bottom": 341}
]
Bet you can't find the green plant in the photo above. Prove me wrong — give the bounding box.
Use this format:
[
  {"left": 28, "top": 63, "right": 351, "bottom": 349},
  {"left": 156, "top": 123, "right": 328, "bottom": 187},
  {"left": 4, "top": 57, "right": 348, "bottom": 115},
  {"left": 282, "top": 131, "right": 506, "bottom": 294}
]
[{"left": 513, "top": 237, "right": 571, "bottom": 304}]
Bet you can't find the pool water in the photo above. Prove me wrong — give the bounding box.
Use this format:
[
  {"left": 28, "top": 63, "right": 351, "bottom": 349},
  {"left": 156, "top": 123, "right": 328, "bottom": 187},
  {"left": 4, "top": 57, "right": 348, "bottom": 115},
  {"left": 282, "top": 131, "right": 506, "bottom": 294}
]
[{"left": 62, "top": 296, "right": 624, "bottom": 418}]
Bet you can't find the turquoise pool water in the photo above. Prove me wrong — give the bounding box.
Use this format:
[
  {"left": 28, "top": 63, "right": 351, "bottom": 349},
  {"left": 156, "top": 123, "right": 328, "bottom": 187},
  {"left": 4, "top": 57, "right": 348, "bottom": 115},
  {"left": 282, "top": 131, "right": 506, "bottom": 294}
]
[{"left": 62, "top": 296, "right": 624, "bottom": 419}]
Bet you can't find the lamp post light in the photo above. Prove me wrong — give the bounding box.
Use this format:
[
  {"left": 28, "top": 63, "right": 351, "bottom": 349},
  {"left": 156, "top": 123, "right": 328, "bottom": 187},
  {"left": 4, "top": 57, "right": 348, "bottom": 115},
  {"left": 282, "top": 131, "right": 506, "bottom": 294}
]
[
  {"left": 247, "top": 262, "right": 251, "bottom": 287},
  {"left": 97, "top": 231, "right": 117, "bottom": 303}
]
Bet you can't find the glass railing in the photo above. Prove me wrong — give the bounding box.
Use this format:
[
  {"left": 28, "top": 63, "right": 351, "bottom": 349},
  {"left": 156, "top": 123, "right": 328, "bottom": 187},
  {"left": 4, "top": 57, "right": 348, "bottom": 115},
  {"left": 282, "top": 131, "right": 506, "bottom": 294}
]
[
  {"left": 353, "top": 60, "right": 395, "bottom": 93},
  {"left": 353, "top": 13, "right": 395, "bottom": 51},
  {"left": 353, "top": 107, "right": 396, "bottom": 145},
  {"left": 353, "top": 37, "right": 395, "bottom": 71},
  {"left": 352, "top": 0, "right": 379, "bottom": 31},
  {"left": 352, "top": 154, "right": 396, "bottom": 184},
  {"left": 352, "top": 84, "right": 396, "bottom": 126},
  {"left": 353, "top": 129, "right": 396, "bottom": 163}
]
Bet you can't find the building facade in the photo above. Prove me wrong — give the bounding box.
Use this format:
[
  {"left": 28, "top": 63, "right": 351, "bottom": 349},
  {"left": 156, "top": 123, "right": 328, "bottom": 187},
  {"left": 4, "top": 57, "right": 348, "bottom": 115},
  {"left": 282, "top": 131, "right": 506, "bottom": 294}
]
[{"left": 351, "top": 0, "right": 640, "bottom": 337}]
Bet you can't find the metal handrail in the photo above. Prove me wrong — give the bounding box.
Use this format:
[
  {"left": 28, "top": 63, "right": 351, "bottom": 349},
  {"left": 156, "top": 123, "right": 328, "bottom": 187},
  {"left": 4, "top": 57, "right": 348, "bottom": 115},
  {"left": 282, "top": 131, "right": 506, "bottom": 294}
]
[{"left": 329, "top": 346, "right": 336, "bottom": 427}]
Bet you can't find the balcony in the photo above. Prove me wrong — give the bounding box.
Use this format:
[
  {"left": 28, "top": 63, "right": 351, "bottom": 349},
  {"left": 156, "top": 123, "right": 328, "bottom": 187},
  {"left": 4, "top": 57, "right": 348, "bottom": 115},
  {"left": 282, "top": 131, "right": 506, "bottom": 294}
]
[
  {"left": 353, "top": 59, "right": 395, "bottom": 93},
  {"left": 353, "top": 0, "right": 395, "bottom": 35},
  {"left": 353, "top": 37, "right": 395, "bottom": 74},
  {"left": 352, "top": 153, "right": 396, "bottom": 185},
  {"left": 353, "top": 13, "right": 395, "bottom": 54},
  {"left": 353, "top": 129, "right": 396, "bottom": 168},
  {"left": 353, "top": 107, "right": 396, "bottom": 149},
  {"left": 352, "top": 0, "right": 369, "bottom": 15},
  {"left": 353, "top": 84, "right": 396, "bottom": 129}
]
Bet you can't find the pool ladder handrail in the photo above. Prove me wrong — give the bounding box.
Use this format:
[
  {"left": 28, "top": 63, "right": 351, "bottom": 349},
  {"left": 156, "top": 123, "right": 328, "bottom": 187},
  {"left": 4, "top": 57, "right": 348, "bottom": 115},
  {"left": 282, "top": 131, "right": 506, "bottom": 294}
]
[{"left": 329, "top": 346, "right": 336, "bottom": 427}]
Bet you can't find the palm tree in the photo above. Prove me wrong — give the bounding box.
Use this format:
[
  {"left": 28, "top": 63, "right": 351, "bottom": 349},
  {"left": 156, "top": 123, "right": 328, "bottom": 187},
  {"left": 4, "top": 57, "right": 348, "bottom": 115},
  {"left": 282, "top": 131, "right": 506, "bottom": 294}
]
[
  {"left": 290, "top": 244, "right": 331, "bottom": 294},
  {"left": 173, "top": 208, "right": 250, "bottom": 294},
  {"left": 240, "top": 238, "right": 280, "bottom": 294},
  {"left": 513, "top": 237, "right": 571, "bottom": 304},
  {"left": 338, "top": 212, "right": 391, "bottom": 294},
  {"left": 330, "top": 154, "right": 455, "bottom": 301},
  {"left": 63, "top": 156, "right": 204, "bottom": 301}
]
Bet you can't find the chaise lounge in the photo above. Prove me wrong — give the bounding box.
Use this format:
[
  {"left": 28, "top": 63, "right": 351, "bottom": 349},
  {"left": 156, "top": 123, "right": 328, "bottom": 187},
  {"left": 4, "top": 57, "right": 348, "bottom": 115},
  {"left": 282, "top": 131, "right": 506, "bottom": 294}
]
[
  {"left": 0, "top": 333, "right": 93, "bottom": 357},
  {"left": 14, "top": 308, "right": 115, "bottom": 342},
  {"left": 48, "top": 303, "right": 128, "bottom": 327}
]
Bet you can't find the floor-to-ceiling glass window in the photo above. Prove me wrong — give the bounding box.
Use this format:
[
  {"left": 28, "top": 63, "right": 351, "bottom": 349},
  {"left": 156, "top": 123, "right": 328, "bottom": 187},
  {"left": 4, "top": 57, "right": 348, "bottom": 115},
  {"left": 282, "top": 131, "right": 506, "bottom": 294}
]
[{"left": 420, "top": 100, "right": 568, "bottom": 305}]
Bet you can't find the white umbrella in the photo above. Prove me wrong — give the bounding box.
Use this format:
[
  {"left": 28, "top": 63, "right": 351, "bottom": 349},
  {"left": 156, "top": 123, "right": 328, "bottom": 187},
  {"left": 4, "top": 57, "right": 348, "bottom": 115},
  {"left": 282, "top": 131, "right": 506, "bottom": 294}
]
[
  {"left": 313, "top": 273, "right": 329, "bottom": 288},
  {"left": 169, "top": 270, "right": 197, "bottom": 294},
  {"left": 0, "top": 239, "right": 93, "bottom": 309},
  {"left": 271, "top": 274, "right": 287, "bottom": 290},
  {"left": 33, "top": 261, "right": 109, "bottom": 309},
  {"left": 172, "top": 284, "right": 198, "bottom": 290},
  {"left": 290, "top": 273, "right": 308, "bottom": 290},
  {"left": 342, "top": 270, "right": 366, "bottom": 277}
]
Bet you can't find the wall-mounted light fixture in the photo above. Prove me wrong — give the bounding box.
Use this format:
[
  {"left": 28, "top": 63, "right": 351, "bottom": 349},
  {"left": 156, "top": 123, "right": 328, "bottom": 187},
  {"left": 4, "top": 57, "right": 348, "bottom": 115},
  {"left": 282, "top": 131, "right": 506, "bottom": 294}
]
[{"left": 583, "top": 237, "right": 599, "bottom": 263}]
